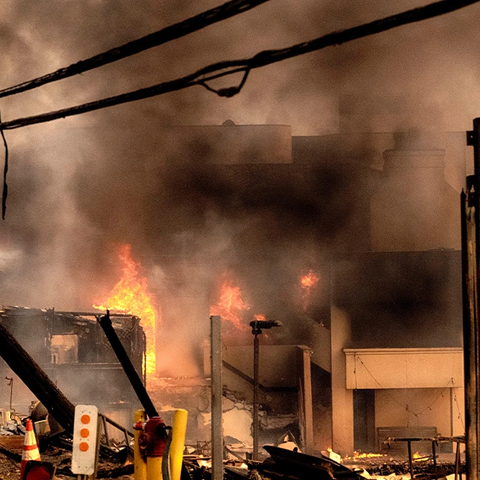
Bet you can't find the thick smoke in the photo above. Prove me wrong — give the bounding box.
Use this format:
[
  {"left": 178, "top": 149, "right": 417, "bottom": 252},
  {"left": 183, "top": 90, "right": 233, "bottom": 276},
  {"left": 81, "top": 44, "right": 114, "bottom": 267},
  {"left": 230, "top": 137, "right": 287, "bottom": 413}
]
[{"left": 0, "top": 0, "right": 477, "bottom": 375}]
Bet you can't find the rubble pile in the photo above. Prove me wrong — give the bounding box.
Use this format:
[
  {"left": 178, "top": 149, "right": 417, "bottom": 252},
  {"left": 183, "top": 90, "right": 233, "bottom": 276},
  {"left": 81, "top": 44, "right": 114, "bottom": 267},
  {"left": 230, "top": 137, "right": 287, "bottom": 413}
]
[
  {"left": 0, "top": 441, "right": 134, "bottom": 480},
  {"left": 343, "top": 454, "right": 463, "bottom": 478}
]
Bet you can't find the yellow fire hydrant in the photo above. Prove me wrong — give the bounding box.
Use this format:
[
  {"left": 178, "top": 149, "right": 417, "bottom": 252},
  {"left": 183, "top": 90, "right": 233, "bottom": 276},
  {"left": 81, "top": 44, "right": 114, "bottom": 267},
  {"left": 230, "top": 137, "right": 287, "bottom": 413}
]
[{"left": 134, "top": 408, "right": 188, "bottom": 480}]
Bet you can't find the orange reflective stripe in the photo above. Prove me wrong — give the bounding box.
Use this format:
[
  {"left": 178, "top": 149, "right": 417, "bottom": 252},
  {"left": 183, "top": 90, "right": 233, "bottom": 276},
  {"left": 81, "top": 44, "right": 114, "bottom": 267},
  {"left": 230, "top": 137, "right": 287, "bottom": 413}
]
[{"left": 24, "top": 445, "right": 40, "bottom": 451}]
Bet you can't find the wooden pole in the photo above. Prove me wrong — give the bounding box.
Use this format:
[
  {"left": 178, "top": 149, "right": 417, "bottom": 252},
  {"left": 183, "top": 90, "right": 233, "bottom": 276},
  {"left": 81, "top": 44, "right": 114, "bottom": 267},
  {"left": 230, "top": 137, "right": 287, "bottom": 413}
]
[{"left": 210, "top": 316, "right": 223, "bottom": 480}]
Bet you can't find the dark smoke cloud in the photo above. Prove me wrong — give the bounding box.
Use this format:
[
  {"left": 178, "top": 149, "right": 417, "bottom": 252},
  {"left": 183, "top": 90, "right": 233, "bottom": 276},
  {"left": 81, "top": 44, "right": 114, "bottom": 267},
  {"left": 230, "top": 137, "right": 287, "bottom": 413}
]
[
  {"left": 334, "top": 250, "right": 463, "bottom": 348},
  {"left": 0, "top": 0, "right": 477, "bottom": 375}
]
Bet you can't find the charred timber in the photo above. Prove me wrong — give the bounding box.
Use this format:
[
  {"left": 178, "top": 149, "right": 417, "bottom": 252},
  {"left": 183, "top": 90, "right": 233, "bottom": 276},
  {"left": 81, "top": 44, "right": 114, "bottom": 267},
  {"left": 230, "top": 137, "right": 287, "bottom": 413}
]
[
  {"left": 0, "top": 322, "right": 75, "bottom": 431},
  {"left": 98, "top": 312, "right": 158, "bottom": 419},
  {"left": 261, "top": 446, "right": 363, "bottom": 480}
]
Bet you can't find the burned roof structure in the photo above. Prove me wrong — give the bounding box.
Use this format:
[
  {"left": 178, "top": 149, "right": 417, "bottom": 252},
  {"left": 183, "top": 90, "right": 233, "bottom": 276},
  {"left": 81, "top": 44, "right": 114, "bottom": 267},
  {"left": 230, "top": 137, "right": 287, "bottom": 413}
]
[{"left": 0, "top": 306, "right": 146, "bottom": 428}]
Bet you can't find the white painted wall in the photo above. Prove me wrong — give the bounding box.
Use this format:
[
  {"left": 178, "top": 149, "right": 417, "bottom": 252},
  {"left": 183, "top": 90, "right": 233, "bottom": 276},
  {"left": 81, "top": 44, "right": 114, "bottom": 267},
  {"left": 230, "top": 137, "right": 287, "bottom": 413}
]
[
  {"left": 343, "top": 348, "right": 465, "bottom": 454},
  {"left": 344, "top": 348, "right": 463, "bottom": 389},
  {"left": 375, "top": 387, "right": 464, "bottom": 436}
]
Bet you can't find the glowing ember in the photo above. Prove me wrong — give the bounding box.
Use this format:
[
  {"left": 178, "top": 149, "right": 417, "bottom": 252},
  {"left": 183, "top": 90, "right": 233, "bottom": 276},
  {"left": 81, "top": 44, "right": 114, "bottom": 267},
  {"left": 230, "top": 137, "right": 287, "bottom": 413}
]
[
  {"left": 300, "top": 269, "right": 319, "bottom": 309},
  {"left": 94, "top": 244, "right": 157, "bottom": 375},
  {"left": 344, "top": 451, "right": 387, "bottom": 460},
  {"left": 254, "top": 314, "right": 266, "bottom": 321},
  {"left": 413, "top": 452, "right": 429, "bottom": 461},
  {"left": 301, "top": 269, "right": 319, "bottom": 289},
  {"left": 210, "top": 279, "right": 250, "bottom": 330}
]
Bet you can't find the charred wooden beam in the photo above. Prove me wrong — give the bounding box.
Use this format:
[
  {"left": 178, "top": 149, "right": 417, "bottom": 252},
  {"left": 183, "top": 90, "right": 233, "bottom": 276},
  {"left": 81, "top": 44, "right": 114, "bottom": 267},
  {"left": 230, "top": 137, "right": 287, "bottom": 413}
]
[
  {"left": 0, "top": 316, "right": 135, "bottom": 462},
  {"left": 0, "top": 322, "right": 75, "bottom": 431},
  {"left": 97, "top": 311, "right": 158, "bottom": 419}
]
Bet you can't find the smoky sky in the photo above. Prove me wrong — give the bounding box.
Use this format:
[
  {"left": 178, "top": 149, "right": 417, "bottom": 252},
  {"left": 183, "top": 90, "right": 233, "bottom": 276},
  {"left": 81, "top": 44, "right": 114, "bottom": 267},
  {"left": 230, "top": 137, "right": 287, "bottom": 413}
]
[
  {"left": 0, "top": 0, "right": 476, "bottom": 374},
  {"left": 334, "top": 250, "right": 463, "bottom": 348},
  {"left": 0, "top": 1, "right": 480, "bottom": 130}
]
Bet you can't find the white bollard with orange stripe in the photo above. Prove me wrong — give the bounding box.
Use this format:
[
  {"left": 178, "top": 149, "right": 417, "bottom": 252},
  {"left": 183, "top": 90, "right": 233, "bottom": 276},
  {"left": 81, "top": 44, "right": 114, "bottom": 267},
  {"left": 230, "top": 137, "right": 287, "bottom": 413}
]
[{"left": 20, "top": 419, "right": 41, "bottom": 479}]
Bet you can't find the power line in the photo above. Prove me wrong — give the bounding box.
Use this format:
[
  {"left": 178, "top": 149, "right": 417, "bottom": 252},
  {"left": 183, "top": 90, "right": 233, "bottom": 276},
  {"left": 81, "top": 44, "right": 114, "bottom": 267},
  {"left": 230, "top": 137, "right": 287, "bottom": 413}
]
[
  {"left": 1, "top": 0, "right": 479, "bottom": 218},
  {"left": 0, "top": 0, "right": 478, "bottom": 131},
  {"left": 0, "top": 0, "right": 273, "bottom": 99},
  {"left": 0, "top": 112, "right": 7, "bottom": 220}
]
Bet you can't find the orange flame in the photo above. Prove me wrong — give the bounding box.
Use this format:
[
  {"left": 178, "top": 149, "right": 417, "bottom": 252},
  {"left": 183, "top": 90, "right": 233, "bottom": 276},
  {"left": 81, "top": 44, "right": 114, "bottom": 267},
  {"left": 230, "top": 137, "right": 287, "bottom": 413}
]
[
  {"left": 210, "top": 279, "right": 250, "bottom": 330},
  {"left": 94, "top": 244, "right": 157, "bottom": 375},
  {"left": 301, "top": 269, "right": 319, "bottom": 309}
]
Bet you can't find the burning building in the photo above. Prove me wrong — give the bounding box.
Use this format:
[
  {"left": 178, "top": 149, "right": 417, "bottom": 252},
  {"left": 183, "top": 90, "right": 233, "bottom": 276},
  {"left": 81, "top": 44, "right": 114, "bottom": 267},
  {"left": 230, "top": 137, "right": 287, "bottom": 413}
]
[
  {"left": 132, "top": 114, "right": 465, "bottom": 456},
  {"left": 0, "top": 0, "right": 479, "bottom": 466},
  {"left": 0, "top": 306, "right": 146, "bottom": 430},
  {"left": 0, "top": 97, "right": 469, "bottom": 458}
]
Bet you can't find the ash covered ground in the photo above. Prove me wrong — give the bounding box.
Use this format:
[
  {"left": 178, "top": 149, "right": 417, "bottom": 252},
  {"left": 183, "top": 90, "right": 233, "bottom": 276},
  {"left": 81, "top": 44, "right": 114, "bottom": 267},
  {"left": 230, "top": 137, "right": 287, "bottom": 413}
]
[
  {"left": 0, "top": 446, "right": 465, "bottom": 480},
  {"left": 0, "top": 445, "right": 134, "bottom": 480}
]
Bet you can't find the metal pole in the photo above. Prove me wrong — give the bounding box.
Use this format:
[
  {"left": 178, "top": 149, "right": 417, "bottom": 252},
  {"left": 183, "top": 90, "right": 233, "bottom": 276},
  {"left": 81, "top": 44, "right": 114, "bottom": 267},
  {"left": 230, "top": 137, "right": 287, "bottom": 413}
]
[
  {"left": 455, "top": 441, "right": 461, "bottom": 480},
  {"left": 407, "top": 440, "right": 414, "bottom": 479},
  {"left": 210, "top": 316, "right": 223, "bottom": 480},
  {"left": 5, "top": 377, "right": 13, "bottom": 411},
  {"left": 253, "top": 332, "right": 259, "bottom": 461}
]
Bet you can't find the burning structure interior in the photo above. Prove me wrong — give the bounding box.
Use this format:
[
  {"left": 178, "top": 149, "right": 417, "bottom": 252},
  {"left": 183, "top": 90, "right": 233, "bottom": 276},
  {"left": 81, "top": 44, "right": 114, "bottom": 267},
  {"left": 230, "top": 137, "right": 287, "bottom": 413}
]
[
  {"left": 0, "top": 98, "right": 468, "bottom": 458},
  {"left": 0, "top": 307, "right": 146, "bottom": 430},
  {"left": 134, "top": 116, "right": 465, "bottom": 457}
]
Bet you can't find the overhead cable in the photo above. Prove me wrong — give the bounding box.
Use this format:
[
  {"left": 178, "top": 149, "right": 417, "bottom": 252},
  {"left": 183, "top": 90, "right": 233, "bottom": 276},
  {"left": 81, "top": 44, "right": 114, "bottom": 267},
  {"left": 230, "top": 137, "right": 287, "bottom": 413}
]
[
  {"left": 1, "top": 0, "right": 478, "bottom": 217},
  {"left": 0, "top": 0, "right": 273, "bottom": 99},
  {"left": 0, "top": 0, "right": 478, "bottom": 131},
  {"left": 0, "top": 112, "right": 7, "bottom": 220}
]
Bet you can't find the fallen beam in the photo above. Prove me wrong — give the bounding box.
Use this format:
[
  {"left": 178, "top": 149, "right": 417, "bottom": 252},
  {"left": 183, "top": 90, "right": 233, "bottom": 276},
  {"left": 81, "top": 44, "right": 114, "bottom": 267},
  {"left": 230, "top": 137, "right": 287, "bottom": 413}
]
[{"left": 0, "top": 321, "right": 75, "bottom": 431}]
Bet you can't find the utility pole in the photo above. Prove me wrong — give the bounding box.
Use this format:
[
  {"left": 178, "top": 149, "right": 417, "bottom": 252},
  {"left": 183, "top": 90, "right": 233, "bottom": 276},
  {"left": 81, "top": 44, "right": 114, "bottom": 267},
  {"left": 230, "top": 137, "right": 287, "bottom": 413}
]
[
  {"left": 463, "top": 118, "right": 480, "bottom": 480},
  {"left": 210, "top": 315, "right": 224, "bottom": 480}
]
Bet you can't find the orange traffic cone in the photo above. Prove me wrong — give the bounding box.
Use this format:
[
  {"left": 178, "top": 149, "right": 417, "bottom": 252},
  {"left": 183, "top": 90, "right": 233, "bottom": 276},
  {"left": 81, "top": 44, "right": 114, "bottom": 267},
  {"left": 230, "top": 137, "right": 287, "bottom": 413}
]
[{"left": 20, "top": 419, "right": 41, "bottom": 480}]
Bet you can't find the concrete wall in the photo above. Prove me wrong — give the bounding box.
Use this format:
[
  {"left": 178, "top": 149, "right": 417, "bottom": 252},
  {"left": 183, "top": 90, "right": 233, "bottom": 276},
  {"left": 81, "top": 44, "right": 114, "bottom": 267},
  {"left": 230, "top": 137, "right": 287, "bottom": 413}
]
[
  {"left": 331, "top": 306, "right": 354, "bottom": 455},
  {"left": 310, "top": 321, "right": 331, "bottom": 372},
  {"left": 344, "top": 348, "right": 465, "bottom": 454},
  {"left": 375, "top": 387, "right": 465, "bottom": 439}
]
